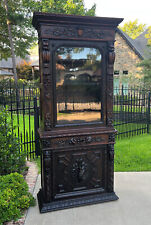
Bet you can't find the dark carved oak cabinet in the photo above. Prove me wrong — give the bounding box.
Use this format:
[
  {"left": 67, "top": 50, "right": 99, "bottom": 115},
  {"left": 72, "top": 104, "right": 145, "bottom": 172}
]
[{"left": 32, "top": 12, "right": 123, "bottom": 213}]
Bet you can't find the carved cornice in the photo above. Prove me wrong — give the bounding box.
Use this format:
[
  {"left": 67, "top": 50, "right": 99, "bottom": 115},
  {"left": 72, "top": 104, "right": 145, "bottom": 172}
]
[{"left": 41, "top": 25, "right": 114, "bottom": 41}]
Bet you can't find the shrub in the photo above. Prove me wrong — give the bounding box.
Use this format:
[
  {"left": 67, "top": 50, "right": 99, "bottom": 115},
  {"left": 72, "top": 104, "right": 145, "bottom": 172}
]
[
  {"left": 0, "top": 108, "right": 26, "bottom": 175},
  {"left": 0, "top": 173, "right": 35, "bottom": 224},
  {"left": 17, "top": 60, "right": 33, "bottom": 80},
  {"left": 17, "top": 60, "right": 40, "bottom": 81}
]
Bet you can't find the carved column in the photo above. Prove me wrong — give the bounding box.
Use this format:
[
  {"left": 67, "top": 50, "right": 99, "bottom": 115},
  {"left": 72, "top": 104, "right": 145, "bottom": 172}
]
[
  {"left": 107, "top": 144, "right": 114, "bottom": 192},
  {"left": 43, "top": 150, "right": 52, "bottom": 202},
  {"left": 41, "top": 39, "right": 53, "bottom": 130},
  {"left": 107, "top": 41, "right": 115, "bottom": 127}
]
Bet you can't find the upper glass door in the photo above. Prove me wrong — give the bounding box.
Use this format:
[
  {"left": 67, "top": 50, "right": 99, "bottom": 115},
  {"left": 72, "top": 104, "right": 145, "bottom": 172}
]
[{"left": 55, "top": 47, "right": 102, "bottom": 125}]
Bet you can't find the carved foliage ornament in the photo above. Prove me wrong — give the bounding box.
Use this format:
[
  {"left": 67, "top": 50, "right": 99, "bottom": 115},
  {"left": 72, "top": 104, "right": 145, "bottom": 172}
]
[{"left": 53, "top": 136, "right": 105, "bottom": 147}]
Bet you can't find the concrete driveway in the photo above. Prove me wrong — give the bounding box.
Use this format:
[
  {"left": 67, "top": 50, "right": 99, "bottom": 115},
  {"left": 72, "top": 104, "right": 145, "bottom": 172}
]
[{"left": 24, "top": 172, "right": 151, "bottom": 225}]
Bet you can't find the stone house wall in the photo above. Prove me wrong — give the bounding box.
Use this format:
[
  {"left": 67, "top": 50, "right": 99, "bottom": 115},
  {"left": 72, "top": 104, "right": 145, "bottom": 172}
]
[{"left": 114, "top": 32, "right": 142, "bottom": 88}]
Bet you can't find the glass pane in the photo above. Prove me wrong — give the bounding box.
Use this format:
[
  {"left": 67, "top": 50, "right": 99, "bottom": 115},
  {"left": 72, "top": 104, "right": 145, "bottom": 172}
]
[{"left": 56, "top": 47, "right": 102, "bottom": 125}]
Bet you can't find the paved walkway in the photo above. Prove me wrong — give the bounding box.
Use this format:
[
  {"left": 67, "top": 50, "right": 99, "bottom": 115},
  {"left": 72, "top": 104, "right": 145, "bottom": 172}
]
[{"left": 24, "top": 172, "right": 151, "bottom": 225}]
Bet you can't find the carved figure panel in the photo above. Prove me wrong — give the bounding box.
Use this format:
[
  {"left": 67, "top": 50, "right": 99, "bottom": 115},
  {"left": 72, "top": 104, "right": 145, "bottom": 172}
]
[{"left": 53, "top": 147, "right": 106, "bottom": 199}]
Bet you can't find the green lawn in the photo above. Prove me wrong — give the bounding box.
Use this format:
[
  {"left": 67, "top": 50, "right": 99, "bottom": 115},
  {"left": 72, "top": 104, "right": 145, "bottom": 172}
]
[
  {"left": 8, "top": 114, "right": 34, "bottom": 135},
  {"left": 114, "top": 122, "right": 147, "bottom": 138},
  {"left": 115, "top": 134, "right": 151, "bottom": 171},
  {"left": 7, "top": 114, "right": 35, "bottom": 159},
  {"left": 113, "top": 104, "right": 148, "bottom": 113}
]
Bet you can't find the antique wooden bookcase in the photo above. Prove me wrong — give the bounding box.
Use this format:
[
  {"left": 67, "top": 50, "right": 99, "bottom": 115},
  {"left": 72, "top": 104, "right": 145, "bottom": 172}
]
[{"left": 32, "top": 12, "right": 123, "bottom": 213}]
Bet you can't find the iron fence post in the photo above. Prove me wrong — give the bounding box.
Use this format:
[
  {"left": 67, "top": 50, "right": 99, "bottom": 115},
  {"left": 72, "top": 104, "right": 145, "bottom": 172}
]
[{"left": 147, "top": 91, "right": 150, "bottom": 134}]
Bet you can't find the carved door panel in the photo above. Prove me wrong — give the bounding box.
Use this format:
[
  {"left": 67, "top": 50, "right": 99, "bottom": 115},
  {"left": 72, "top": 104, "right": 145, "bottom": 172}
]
[{"left": 53, "top": 146, "right": 107, "bottom": 200}]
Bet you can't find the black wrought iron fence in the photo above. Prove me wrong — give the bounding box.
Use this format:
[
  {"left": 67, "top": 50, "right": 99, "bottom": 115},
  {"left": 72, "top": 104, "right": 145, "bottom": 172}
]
[
  {"left": 0, "top": 80, "right": 40, "bottom": 160},
  {"left": 0, "top": 81, "right": 150, "bottom": 159},
  {"left": 114, "top": 86, "right": 151, "bottom": 139}
]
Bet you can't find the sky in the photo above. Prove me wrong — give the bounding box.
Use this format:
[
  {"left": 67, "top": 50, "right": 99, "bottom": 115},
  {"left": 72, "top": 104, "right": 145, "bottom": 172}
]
[{"left": 84, "top": 0, "right": 151, "bottom": 27}]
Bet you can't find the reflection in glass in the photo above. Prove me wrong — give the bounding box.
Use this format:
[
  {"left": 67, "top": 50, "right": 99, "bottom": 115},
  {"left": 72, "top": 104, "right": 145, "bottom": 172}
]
[{"left": 56, "top": 47, "right": 102, "bottom": 124}]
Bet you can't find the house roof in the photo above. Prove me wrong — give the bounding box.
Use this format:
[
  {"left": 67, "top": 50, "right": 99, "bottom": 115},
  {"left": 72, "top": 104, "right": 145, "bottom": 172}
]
[
  {"left": 116, "top": 28, "right": 144, "bottom": 60},
  {"left": 134, "top": 30, "right": 151, "bottom": 59},
  {"left": 0, "top": 69, "right": 14, "bottom": 76},
  {"left": 0, "top": 56, "right": 30, "bottom": 69}
]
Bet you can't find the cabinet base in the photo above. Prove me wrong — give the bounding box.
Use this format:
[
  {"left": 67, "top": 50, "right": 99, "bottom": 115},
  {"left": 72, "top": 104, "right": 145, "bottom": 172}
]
[{"left": 37, "top": 189, "right": 118, "bottom": 213}]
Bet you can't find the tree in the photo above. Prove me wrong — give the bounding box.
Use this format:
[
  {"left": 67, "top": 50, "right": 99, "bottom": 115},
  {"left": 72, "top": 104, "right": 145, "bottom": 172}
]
[
  {"left": 0, "top": 0, "right": 36, "bottom": 60},
  {"left": 0, "top": 0, "right": 96, "bottom": 63},
  {"left": 138, "top": 59, "right": 151, "bottom": 88},
  {"left": 137, "top": 27, "right": 151, "bottom": 88},
  {"left": 120, "top": 19, "right": 146, "bottom": 39},
  {"left": 0, "top": 0, "right": 36, "bottom": 89},
  {"left": 27, "top": 0, "right": 96, "bottom": 16},
  {"left": 3, "top": 0, "right": 18, "bottom": 84},
  {"left": 145, "top": 26, "right": 151, "bottom": 45},
  {"left": 138, "top": 55, "right": 151, "bottom": 88}
]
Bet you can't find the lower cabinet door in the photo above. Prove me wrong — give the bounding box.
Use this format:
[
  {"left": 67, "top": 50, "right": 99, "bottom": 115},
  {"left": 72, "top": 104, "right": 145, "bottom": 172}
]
[{"left": 52, "top": 145, "right": 107, "bottom": 200}]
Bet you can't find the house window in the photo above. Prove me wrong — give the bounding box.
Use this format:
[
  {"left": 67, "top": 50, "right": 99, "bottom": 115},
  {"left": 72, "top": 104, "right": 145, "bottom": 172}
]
[
  {"left": 123, "top": 70, "right": 128, "bottom": 75},
  {"left": 114, "top": 70, "right": 119, "bottom": 75}
]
